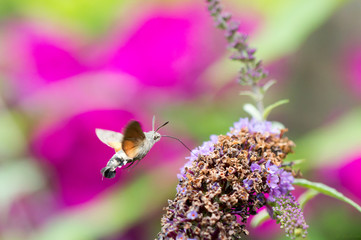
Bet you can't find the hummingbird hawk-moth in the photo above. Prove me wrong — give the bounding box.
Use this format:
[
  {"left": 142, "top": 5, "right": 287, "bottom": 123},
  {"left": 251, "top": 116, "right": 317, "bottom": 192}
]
[{"left": 96, "top": 116, "right": 168, "bottom": 178}]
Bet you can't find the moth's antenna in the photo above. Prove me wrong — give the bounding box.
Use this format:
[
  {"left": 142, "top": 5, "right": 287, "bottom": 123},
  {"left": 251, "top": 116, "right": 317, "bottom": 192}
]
[
  {"left": 156, "top": 121, "right": 169, "bottom": 132},
  {"left": 152, "top": 115, "right": 156, "bottom": 131},
  {"left": 162, "top": 135, "right": 197, "bottom": 157}
]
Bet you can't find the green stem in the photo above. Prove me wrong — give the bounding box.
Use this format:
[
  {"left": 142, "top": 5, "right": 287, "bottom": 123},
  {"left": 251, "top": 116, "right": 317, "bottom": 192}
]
[{"left": 251, "top": 82, "right": 264, "bottom": 119}]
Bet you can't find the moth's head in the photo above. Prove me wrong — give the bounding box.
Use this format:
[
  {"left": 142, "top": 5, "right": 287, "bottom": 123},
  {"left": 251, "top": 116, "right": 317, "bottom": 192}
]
[
  {"left": 148, "top": 119, "right": 168, "bottom": 143},
  {"left": 153, "top": 132, "right": 161, "bottom": 142},
  {"left": 145, "top": 131, "right": 161, "bottom": 144}
]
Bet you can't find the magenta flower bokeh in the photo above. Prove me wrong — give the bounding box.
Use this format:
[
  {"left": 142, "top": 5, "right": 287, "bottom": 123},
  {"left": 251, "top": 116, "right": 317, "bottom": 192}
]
[
  {"left": 2, "top": 7, "right": 229, "bottom": 101},
  {"left": 317, "top": 154, "right": 361, "bottom": 205},
  {"left": 103, "top": 8, "right": 226, "bottom": 92},
  {"left": 338, "top": 156, "right": 361, "bottom": 201}
]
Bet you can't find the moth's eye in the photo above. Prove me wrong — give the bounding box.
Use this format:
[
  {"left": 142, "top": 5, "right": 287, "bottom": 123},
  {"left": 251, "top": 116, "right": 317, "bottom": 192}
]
[{"left": 154, "top": 135, "right": 160, "bottom": 140}]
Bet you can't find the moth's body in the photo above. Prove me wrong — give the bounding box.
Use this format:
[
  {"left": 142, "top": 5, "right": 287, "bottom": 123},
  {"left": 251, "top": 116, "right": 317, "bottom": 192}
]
[
  {"left": 100, "top": 150, "right": 129, "bottom": 178},
  {"left": 96, "top": 118, "right": 163, "bottom": 178},
  {"left": 138, "top": 131, "right": 160, "bottom": 159}
]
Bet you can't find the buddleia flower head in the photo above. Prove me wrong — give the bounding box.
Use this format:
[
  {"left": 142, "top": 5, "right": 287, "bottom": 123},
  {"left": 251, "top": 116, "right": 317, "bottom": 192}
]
[{"left": 157, "top": 118, "right": 300, "bottom": 239}]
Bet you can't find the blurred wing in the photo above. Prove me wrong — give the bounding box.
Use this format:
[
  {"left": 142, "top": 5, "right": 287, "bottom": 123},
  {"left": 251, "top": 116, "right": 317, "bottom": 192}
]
[
  {"left": 95, "top": 129, "right": 123, "bottom": 152},
  {"left": 122, "top": 121, "right": 145, "bottom": 158}
]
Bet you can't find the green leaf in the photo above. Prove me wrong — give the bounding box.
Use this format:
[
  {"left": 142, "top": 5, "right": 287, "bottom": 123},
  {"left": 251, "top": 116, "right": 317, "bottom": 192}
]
[
  {"left": 251, "top": 209, "right": 270, "bottom": 227},
  {"left": 239, "top": 90, "right": 258, "bottom": 101},
  {"left": 297, "top": 189, "right": 319, "bottom": 209},
  {"left": 263, "top": 99, "right": 289, "bottom": 120},
  {"left": 288, "top": 159, "right": 305, "bottom": 166},
  {"left": 9, "top": 0, "right": 138, "bottom": 36},
  {"left": 0, "top": 98, "right": 27, "bottom": 159},
  {"left": 243, "top": 103, "right": 262, "bottom": 121},
  {"left": 261, "top": 79, "right": 277, "bottom": 93},
  {"left": 294, "top": 178, "right": 361, "bottom": 213},
  {"left": 0, "top": 159, "right": 45, "bottom": 216},
  {"left": 271, "top": 121, "right": 285, "bottom": 131}
]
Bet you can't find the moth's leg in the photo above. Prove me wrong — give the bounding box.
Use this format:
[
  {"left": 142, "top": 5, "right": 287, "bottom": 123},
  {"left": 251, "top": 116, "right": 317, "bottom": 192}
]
[
  {"left": 124, "top": 160, "right": 135, "bottom": 169},
  {"left": 129, "top": 159, "right": 141, "bottom": 170}
]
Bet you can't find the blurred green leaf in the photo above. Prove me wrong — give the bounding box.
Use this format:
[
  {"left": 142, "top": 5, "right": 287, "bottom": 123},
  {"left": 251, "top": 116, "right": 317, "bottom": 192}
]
[
  {"left": 29, "top": 164, "right": 178, "bottom": 240},
  {"left": 0, "top": 0, "right": 20, "bottom": 19},
  {"left": 250, "top": 208, "right": 270, "bottom": 228},
  {"left": 283, "top": 159, "right": 305, "bottom": 166},
  {"left": 13, "top": 0, "right": 129, "bottom": 36},
  {"left": 0, "top": 159, "right": 45, "bottom": 217},
  {"left": 298, "top": 189, "right": 319, "bottom": 209},
  {"left": 305, "top": 203, "right": 361, "bottom": 239},
  {"left": 263, "top": 99, "right": 289, "bottom": 120},
  {"left": 294, "top": 178, "right": 361, "bottom": 213},
  {"left": 271, "top": 121, "right": 286, "bottom": 130},
  {"left": 286, "top": 108, "right": 361, "bottom": 169},
  {"left": 243, "top": 103, "right": 262, "bottom": 121},
  {"left": 261, "top": 79, "right": 276, "bottom": 93},
  {"left": 0, "top": 103, "right": 27, "bottom": 159},
  {"left": 239, "top": 90, "right": 258, "bottom": 101}
]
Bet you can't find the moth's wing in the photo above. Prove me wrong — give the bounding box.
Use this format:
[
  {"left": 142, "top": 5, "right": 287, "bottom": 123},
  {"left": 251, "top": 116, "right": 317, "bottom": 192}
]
[
  {"left": 122, "top": 121, "right": 145, "bottom": 159},
  {"left": 95, "top": 129, "right": 123, "bottom": 152}
]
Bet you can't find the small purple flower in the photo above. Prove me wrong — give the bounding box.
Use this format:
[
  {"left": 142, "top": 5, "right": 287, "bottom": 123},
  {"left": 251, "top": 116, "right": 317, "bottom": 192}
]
[
  {"left": 177, "top": 173, "right": 186, "bottom": 180},
  {"left": 211, "top": 182, "right": 220, "bottom": 190},
  {"left": 229, "top": 118, "right": 281, "bottom": 136},
  {"left": 229, "top": 118, "right": 249, "bottom": 135},
  {"left": 243, "top": 179, "right": 253, "bottom": 191},
  {"left": 176, "top": 185, "right": 187, "bottom": 195},
  {"left": 187, "top": 210, "right": 198, "bottom": 220},
  {"left": 265, "top": 160, "right": 278, "bottom": 174},
  {"left": 210, "top": 134, "right": 218, "bottom": 143},
  {"left": 251, "top": 119, "right": 272, "bottom": 133},
  {"left": 280, "top": 182, "right": 295, "bottom": 194},
  {"left": 181, "top": 136, "right": 218, "bottom": 175},
  {"left": 199, "top": 141, "right": 215, "bottom": 155},
  {"left": 279, "top": 169, "right": 294, "bottom": 184},
  {"left": 249, "top": 144, "right": 255, "bottom": 151},
  {"left": 250, "top": 163, "right": 261, "bottom": 172},
  {"left": 228, "top": 20, "right": 240, "bottom": 32},
  {"left": 275, "top": 170, "right": 294, "bottom": 191},
  {"left": 180, "top": 160, "right": 194, "bottom": 174},
  {"left": 185, "top": 155, "right": 198, "bottom": 164},
  {"left": 268, "top": 188, "right": 281, "bottom": 202},
  {"left": 267, "top": 174, "right": 279, "bottom": 189},
  {"left": 176, "top": 233, "right": 186, "bottom": 240}
]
